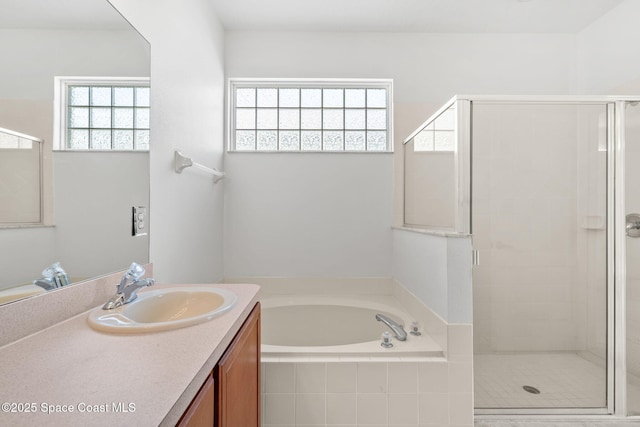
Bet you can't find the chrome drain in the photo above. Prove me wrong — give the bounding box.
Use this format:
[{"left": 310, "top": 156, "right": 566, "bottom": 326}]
[{"left": 523, "top": 385, "right": 541, "bottom": 394}]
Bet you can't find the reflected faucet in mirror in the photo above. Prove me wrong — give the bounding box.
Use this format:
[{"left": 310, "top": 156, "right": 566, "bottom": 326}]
[{"left": 33, "top": 262, "right": 70, "bottom": 291}]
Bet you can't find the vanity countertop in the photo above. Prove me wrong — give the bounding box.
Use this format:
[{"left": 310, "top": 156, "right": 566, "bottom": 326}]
[{"left": 0, "top": 283, "right": 260, "bottom": 427}]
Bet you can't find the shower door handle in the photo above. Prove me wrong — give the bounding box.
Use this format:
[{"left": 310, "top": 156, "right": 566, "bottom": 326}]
[
  {"left": 626, "top": 213, "right": 640, "bottom": 238},
  {"left": 472, "top": 250, "right": 480, "bottom": 266}
]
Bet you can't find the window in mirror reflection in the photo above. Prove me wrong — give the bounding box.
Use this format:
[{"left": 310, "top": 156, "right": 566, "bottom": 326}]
[
  {"left": 413, "top": 105, "right": 455, "bottom": 152},
  {"left": 55, "top": 77, "right": 150, "bottom": 151}
]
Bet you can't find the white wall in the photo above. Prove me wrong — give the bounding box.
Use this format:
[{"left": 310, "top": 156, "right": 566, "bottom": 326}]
[
  {"left": 224, "top": 31, "right": 575, "bottom": 279},
  {"left": 392, "top": 228, "right": 472, "bottom": 324},
  {"left": 224, "top": 153, "right": 393, "bottom": 277},
  {"left": 0, "top": 29, "right": 149, "bottom": 100},
  {"left": 109, "top": 0, "right": 226, "bottom": 283},
  {"left": 576, "top": 0, "right": 640, "bottom": 94},
  {"left": 226, "top": 32, "right": 576, "bottom": 104}
]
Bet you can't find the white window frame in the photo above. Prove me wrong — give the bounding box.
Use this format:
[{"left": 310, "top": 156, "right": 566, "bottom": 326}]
[
  {"left": 227, "top": 78, "right": 393, "bottom": 152},
  {"left": 53, "top": 76, "right": 150, "bottom": 151}
]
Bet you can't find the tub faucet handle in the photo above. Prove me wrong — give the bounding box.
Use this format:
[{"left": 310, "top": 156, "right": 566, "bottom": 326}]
[
  {"left": 381, "top": 331, "right": 393, "bottom": 348},
  {"left": 410, "top": 321, "right": 422, "bottom": 336}
]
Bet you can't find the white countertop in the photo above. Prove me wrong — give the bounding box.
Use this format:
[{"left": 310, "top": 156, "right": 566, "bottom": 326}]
[{"left": 0, "top": 283, "right": 260, "bottom": 427}]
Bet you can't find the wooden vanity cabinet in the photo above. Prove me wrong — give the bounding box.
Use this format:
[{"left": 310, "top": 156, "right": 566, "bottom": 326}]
[
  {"left": 177, "top": 375, "right": 214, "bottom": 427},
  {"left": 176, "top": 302, "right": 260, "bottom": 427},
  {"left": 214, "top": 302, "right": 261, "bottom": 427}
]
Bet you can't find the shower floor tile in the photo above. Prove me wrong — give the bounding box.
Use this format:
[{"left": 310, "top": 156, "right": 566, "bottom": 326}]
[{"left": 474, "top": 353, "right": 607, "bottom": 409}]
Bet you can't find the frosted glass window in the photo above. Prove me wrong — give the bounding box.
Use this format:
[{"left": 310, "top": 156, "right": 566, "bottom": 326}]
[
  {"left": 91, "top": 87, "right": 111, "bottom": 106},
  {"left": 135, "top": 109, "right": 150, "bottom": 129},
  {"left": 257, "top": 131, "right": 277, "bottom": 150},
  {"left": 114, "top": 87, "right": 134, "bottom": 106},
  {"left": 69, "top": 107, "right": 89, "bottom": 128},
  {"left": 367, "top": 89, "right": 386, "bottom": 108},
  {"left": 279, "top": 89, "right": 299, "bottom": 107},
  {"left": 113, "top": 130, "right": 134, "bottom": 150},
  {"left": 236, "top": 108, "right": 256, "bottom": 129},
  {"left": 230, "top": 80, "right": 392, "bottom": 152},
  {"left": 114, "top": 108, "right": 134, "bottom": 128},
  {"left": 323, "top": 89, "right": 343, "bottom": 108},
  {"left": 367, "top": 131, "right": 387, "bottom": 151},
  {"left": 236, "top": 131, "right": 256, "bottom": 151},
  {"left": 68, "top": 130, "right": 89, "bottom": 149},
  {"left": 301, "top": 110, "right": 322, "bottom": 129},
  {"left": 69, "top": 87, "right": 89, "bottom": 106},
  {"left": 135, "top": 87, "right": 150, "bottom": 107},
  {"left": 63, "top": 80, "right": 150, "bottom": 150},
  {"left": 345, "top": 110, "right": 365, "bottom": 129},
  {"left": 257, "top": 88, "right": 278, "bottom": 107},
  {"left": 91, "top": 130, "right": 111, "bottom": 149},
  {"left": 301, "top": 131, "right": 322, "bottom": 150},
  {"left": 367, "top": 110, "right": 387, "bottom": 130},
  {"left": 323, "top": 110, "right": 343, "bottom": 129},
  {"left": 279, "top": 131, "right": 300, "bottom": 150},
  {"left": 345, "top": 89, "right": 365, "bottom": 108},
  {"left": 279, "top": 109, "right": 300, "bottom": 129},
  {"left": 323, "top": 131, "right": 343, "bottom": 150},
  {"left": 236, "top": 88, "right": 256, "bottom": 107},
  {"left": 135, "top": 130, "right": 150, "bottom": 150},
  {"left": 301, "top": 89, "right": 322, "bottom": 107},
  {"left": 91, "top": 108, "right": 111, "bottom": 128},
  {"left": 345, "top": 131, "right": 366, "bottom": 151},
  {"left": 257, "top": 109, "right": 278, "bottom": 129}
]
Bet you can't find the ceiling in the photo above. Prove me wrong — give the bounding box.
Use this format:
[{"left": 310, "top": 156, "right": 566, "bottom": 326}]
[
  {"left": 209, "top": 0, "right": 623, "bottom": 33},
  {"left": 0, "top": 0, "right": 131, "bottom": 30},
  {"left": 0, "top": 0, "right": 624, "bottom": 33}
]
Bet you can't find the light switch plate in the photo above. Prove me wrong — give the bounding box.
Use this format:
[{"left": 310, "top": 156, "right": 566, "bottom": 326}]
[{"left": 132, "top": 206, "right": 147, "bottom": 237}]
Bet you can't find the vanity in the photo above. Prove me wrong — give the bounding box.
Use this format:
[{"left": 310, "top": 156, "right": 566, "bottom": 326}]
[{"left": 0, "top": 278, "right": 260, "bottom": 427}]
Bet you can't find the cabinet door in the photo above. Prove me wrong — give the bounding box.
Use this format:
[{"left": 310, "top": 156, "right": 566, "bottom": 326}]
[
  {"left": 177, "top": 375, "right": 214, "bottom": 427},
  {"left": 214, "top": 303, "right": 260, "bottom": 427}
]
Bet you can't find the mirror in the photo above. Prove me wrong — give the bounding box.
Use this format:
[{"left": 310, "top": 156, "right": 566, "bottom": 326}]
[{"left": 0, "top": 0, "right": 150, "bottom": 304}]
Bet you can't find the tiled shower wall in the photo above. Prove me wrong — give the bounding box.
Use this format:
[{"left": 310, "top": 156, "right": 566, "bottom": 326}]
[{"left": 262, "top": 325, "right": 473, "bottom": 427}]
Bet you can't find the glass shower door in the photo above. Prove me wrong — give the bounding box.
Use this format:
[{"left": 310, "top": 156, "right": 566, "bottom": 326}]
[
  {"left": 472, "top": 102, "right": 610, "bottom": 412},
  {"left": 625, "top": 101, "right": 640, "bottom": 416}
]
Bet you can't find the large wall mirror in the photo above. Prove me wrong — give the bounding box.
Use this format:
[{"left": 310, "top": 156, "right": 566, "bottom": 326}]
[{"left": 0, "top": 0, "right": 150, "bottom": 304}]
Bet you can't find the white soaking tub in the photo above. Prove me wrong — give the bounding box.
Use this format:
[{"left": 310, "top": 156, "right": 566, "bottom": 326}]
[{"left": 260, "top": 294, "right": 443, "bottom": 361}]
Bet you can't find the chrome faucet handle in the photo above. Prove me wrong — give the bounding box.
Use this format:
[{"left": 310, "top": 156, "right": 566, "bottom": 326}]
[
  {"left": 102, "top": 263, "right": 154, "bottom": 310},
  {"left": 122, "top": 278, "right": 155, "bottom": 305},
  {"left": 117, "top": 262, "right": 146, "bottom": 293}
]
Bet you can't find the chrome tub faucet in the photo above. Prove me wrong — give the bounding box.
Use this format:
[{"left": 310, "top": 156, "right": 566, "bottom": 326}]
[{"left": 376, "top": 313, "right": 407, "bottom": 341}]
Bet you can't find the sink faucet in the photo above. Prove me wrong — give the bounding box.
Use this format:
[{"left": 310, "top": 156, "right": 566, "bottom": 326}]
[
  {"left": 376, "top": 313, "right": 407, "bottom": 341},
  {"left": 102, "top": 263, "right": 155, "bottom": 310}
]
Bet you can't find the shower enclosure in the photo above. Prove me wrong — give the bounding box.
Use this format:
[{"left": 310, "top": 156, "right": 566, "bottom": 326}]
[{"left": 403, "top": 96, "right": 640, "bottom": 418}]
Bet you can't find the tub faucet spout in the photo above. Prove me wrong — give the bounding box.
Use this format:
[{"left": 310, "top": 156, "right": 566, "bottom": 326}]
[{"left": 376, "top": 313, "right": 407, "bottom": 341}]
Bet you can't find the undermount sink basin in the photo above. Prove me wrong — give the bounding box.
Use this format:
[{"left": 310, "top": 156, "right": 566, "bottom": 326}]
[{"left": 88, "top": 287, "right": 237, "bottom": 333}]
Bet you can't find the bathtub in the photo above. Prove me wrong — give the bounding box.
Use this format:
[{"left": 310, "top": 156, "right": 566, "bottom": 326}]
[{"left": 260, "top": 294, "right": 443, "bottom": 361}]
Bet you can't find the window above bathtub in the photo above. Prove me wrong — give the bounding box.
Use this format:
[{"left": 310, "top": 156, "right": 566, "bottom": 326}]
[
  {"left": 54, "top": 77, "right": 150, "bottom": 151},
  {"left": 227, "top": 79, "right": 393, "bottom": 152}
]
